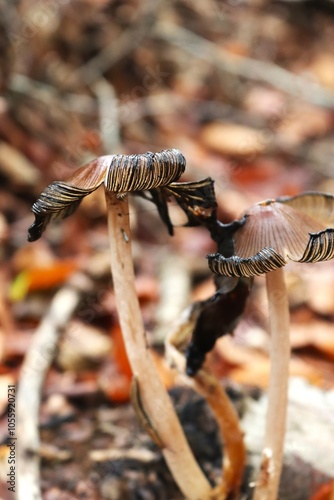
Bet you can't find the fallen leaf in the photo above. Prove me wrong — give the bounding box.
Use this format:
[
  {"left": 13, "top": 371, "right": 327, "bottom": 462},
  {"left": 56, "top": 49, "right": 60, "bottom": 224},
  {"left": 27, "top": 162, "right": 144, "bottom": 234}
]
[
  {"left": 309, "top": 53, "right": 334, "bottom": 90},
  {"left": 277, "top": 103, "right": 331, "bottom": 146},
  {"left": 57, "top": 321, "right": 111, "bottom": 371},
  {"left": 112, "top": 324, "right": 132, "bottom": 378},
  {"left": 0, "top": 141, "right": 41, "bottom": 186},
  {"left": 311, "top": 480, "right": 334, "bottom": 500},
  {"left": 213, "top": 335, "right": 322, "bottom": 387},
  {"left": 9, "top": 260, "right": 79, "bottom": 301},
  {"left": 291, "top": 321, "right": 334, "bottom": 361},
  {"left": 200, "top": 122, "right": 266, "bottom": 157},
  {"left": 99, "top": 359, "right": 132, "bottom": 404}
]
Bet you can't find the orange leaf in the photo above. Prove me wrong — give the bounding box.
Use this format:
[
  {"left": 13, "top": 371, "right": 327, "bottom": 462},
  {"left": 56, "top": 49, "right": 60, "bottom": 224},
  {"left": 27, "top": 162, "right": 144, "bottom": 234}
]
[
  {"left": 112, "top": 324, "right": 132, "bottom": 378},
  {"left": 10, "top": 260, "right": 78, "bottom": 300},
  {"left": 311, "top": 480, "right": 334, "bottom": 500},
  {"left": 28, "top": 260, "right": 78, "bottom": 291},
  {"left": 100, "top": 366, "right": 132, "bottom": 404}
]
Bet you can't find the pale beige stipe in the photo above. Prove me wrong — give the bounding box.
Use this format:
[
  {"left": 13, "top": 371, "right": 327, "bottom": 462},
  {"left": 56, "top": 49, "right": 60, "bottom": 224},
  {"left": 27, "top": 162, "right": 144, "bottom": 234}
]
[
  {"left": 105, "top": 191, "right": 212, "bottom": 500},
  {"left": 253, "top": 267, "right": 290, "bottom": 500}
]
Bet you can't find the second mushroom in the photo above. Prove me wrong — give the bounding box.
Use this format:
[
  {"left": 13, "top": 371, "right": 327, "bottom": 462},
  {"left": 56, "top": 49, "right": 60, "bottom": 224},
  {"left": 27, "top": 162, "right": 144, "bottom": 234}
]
[{"left": 207, "top": 192, "right": 334, "bottom": 500}]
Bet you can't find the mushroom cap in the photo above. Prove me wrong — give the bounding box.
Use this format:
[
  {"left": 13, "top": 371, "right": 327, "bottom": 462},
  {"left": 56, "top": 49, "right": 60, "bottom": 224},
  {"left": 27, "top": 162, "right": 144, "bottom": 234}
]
[
  {"left": 208, "top": 192, "right": 334, "bottom": 277},
  {"left": 28, "top": 149, "right": 185, "bottom": 241},
  {"left": 105, "top": 149, "right": 185, "bottom": 193}
]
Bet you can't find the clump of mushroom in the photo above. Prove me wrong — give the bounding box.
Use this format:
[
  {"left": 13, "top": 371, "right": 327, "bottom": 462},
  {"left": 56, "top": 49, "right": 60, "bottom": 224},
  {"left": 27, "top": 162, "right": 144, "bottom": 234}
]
[
  {"left": 163, "top": 189, "right": 254, "bottom": 498},
  {"left": 207, "top": 192, "right": 334, "bottom": 499},
  {"left": 28, "top": 149, "right": 216, "bottom": 499}
]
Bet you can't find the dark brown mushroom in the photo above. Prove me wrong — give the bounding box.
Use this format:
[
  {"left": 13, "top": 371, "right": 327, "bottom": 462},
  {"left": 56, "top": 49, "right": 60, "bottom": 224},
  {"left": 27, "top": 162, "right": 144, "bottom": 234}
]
[
  {"left": 28, "top": 149, "right": 215, "bottom": 500},
  {"left": 28, "top": 149, "right": 186, "bottom": 242},
  {"left": 206, "top": 192, "right": 334, "bottom": 500},
  {"left": 185, "top": 276, "right": 251, "bottom": 376}
]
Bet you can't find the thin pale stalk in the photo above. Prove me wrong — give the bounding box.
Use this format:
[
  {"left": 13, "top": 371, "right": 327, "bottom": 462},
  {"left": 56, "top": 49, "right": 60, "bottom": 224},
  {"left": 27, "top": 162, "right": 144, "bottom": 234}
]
[
  {"left": 166, "top": 316, "right": 245, "bottom": 499},
  {"left": 253, "top": 268, "right": 290, "bottom": 500},
  {"left": 105, "top": 191, "right": 211, "bottom": 500},
  {"left": 194, "top": 368, "right": 246, "bottom": 499}
]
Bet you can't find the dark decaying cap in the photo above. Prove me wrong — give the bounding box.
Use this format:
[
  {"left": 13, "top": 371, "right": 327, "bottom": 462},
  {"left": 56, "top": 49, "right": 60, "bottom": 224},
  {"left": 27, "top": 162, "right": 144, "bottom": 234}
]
[
  {"left": 105, "top": 149, "right": 185, "bottom": 192},
  {"left": 185, "top": 276, "right": 251, "bottom": 376},
  {"left": 145, "top": 177, "right": 217, "bottom": 236},
  {"left": 28, "top": 149, "right": 186, "bottom": 242},
  {"left": 207, "top": 192, "right": 334, "bottom": 278}
]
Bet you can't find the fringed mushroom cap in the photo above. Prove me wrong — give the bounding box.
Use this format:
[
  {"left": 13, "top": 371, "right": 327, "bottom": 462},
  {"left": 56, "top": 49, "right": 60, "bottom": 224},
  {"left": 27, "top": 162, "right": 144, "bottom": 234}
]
[
  {"left": 28, "top": 149, "right": 186, "bottom": 241},
  {"left": 208, "top": 192, "right": 334, "bottom": 277}
]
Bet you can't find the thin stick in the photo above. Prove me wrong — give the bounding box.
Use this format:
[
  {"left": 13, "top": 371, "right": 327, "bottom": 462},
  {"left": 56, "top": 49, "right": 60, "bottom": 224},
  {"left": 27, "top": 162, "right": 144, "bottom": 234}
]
[
  {"left": 154, "top": 22, "right": 334, "bottom": 109},
  {"left": 253, "top": 268, "right": 290, "bottom": 500},
  {"left": 16, "top": 274, "right": 88, "bottom": 500},
  {"left": 105, "top": 191, "right": 212, "bottom": 500}
]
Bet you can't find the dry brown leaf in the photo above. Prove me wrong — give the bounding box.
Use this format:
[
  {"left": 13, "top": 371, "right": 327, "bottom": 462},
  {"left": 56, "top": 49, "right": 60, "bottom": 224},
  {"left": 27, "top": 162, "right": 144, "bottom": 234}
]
[
  {"left": 311, "top": 479, "right": 334, "bottom": 500},
  {"left": 276, "top": 103, "right": 331, "bottom": 146},
  {"left": 303, "top": 261, "right": 334, "bottom": 316},
  {"left": 99, "top": 362, "right": 132, "bottom": 404},
  {"left": 214, "top": 335, "right": 322, "bottom": 387},
  {"left": 290, "top": 321, "right": 334, "bottom": 360},
  {"left": 309, "top": 53, "right": 334, "bottom": 90},
  {"left": 243, "top": 87, "right": 285, "bottom": 119},
  {"left": 0, "top": 141, "right": 41, "bottom": 186},
  {"left": 230, "top": 357, "right": 322, "bottom": 388},
  {"left": 11, "top": 241, "right": 55, "bottom": 272},
  {"left": 200, "top": 122, "right": 266, "bottom": 157},
  {"left": 57, "top": 321, "right": 111, "bottom": 371}
]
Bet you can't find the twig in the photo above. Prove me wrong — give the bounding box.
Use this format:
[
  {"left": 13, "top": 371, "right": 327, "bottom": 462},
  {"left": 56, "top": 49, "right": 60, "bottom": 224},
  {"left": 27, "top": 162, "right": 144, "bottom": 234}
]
[
  {"left": 153, "top": 21, "right": 334, "bottom": 109},
  {"left": 64, "top": 0, "right": 162, "bottom": 89},
  {"left": 8, "top": 73, "right": 97, "bottom": 115},
  {"left": 92, "top": 78, "right": 121, "bottom": 155},
  {"left": 154, "top": 253, "right": 192, "bottom": 344},
  {"left": 16, "top": 273, "right": 90, "bottom": 500}
]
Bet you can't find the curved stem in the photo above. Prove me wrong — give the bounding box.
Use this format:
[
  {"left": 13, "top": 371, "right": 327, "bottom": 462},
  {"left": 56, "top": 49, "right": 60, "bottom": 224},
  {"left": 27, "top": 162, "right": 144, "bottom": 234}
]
[
  {"left": 105, "top": 191, "right": 212, "bottom": 500},
  {"left": 166, "top": 312, "right": 245, "bottom": 499},
  {"left": 253, "top": 268, "right": 290, "bottom": 500},
  {"left": 194, "top": 368, "right": 246, "bottom": 499}
]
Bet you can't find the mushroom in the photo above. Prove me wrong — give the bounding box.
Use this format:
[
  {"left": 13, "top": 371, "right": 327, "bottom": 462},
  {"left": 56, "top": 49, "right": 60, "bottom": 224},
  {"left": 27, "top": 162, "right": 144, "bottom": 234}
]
[
  {"left": 165, "top": 194, "right": 252, "bottom": 498},
  {"left": 207, "top": 192, "right": 334, "bottom": 499},
  {"left": 28, "top": 149, "right": 215, "bottom": 499}
]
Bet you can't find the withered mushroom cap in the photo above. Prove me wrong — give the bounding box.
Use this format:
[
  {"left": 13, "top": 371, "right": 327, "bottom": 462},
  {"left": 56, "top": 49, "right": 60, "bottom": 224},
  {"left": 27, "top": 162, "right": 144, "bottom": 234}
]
[
  {"left": 28, "top": 149, "right": 186, "bottom": 242},
  {"left": 208, "top": 192, "right": 334, "bottom": 277}
]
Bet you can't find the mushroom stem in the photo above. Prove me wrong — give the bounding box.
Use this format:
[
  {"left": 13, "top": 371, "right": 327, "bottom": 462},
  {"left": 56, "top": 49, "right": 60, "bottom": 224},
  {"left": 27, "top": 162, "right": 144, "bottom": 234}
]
[
  {"left": 194, "top": 367, "right": 246, "bottom": 499},
  {"left": 105, "top": 191, "right": 212, "bottom": 500},
  {"left": 253, "top": 267, "right": 290, "bottom": 500},
  {"left": 166, "top": 316, "right": 245, "bottom": 498}
]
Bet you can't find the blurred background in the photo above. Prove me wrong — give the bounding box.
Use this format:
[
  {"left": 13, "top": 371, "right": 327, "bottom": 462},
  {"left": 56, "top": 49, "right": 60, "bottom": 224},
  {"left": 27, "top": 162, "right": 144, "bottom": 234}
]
[{"left": 1, "top": 0, "right": 334, "bottom": 498}]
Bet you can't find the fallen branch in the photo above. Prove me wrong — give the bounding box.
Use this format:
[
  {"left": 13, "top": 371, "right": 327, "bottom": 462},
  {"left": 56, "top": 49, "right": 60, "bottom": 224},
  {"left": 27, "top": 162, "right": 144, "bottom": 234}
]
[
  {"left": 16, "top": 273, "right": 90, "bottom": 500},
  {"left": 154, "top": 21, "right": 334, "bottom": 109}
]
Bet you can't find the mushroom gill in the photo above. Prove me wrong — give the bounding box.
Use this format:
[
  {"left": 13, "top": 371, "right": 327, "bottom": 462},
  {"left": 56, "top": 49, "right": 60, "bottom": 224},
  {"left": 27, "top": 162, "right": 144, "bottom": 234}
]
[
  {"left": 207, "top": 192, "right": 334, "bottom": 278},
  {"left": 234, "top": 199, "right": 326, "bottom": 261},
  {"left": 278, "top": 192, "right": 334, "bottom": 227}
]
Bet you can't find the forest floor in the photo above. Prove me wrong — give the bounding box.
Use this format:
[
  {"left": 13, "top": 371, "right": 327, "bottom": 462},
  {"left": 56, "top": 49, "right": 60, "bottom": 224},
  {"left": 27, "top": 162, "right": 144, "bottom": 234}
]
[{"left": 1, "top": 1, "right": 334, "bottom": 499}]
